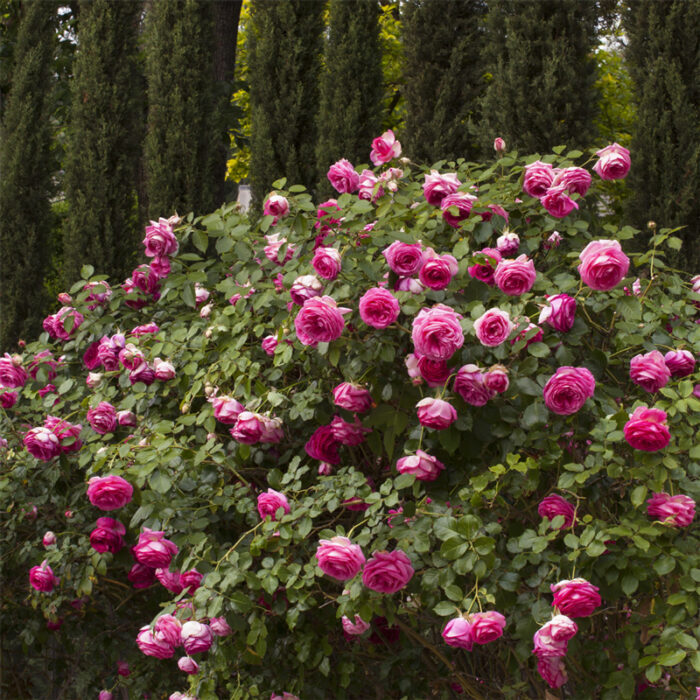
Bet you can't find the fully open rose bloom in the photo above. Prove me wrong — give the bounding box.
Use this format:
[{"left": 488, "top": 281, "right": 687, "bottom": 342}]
[
  {"left": 543, "top": 367, "right": 595, "bottom": 415},
  {"left": 416, "top": 397, "right": 457, "bottom": 430},
  {"left": 523, "top": 160, "right": 554, "bottom": 197},
  {"left": 312, "top": 247, "right": 341, "bottom": 280},
  {"left": 359, "top": 287, "right": 400, "bottom": 329},
  {"left": 383, "top": 241, "right": 424, "bottom": 276},
  {"left": 417, "top": 356, "right": 450, "bottom": 387},
  {"left": 418, "top": 252, "right": 459, "bottom": 290},
  {"left": 305, "top": 425, "right": 341, "bottom": 464},
  {"left": 132, "top": 528, "right": 178, "bottom": 568},
  {"left": 44, "top": 416, "right": 82, "bottom": 453},
  {"left": 1, "top": 390, "right": 17, "bottom": 408},
  {"left": 370, "top": 129, "right": 401, "bottom": 165},
  {"left": 0, "top": 353, "right": 27, "bottom": 388},
  {"left": 178, "top": 656, "right": 199, "bottom": 675},
  {"left": 541, "top": 184, "right": 579, "bottom": 219},
  {"left": 423, "top": 170, "right": 460, "bottom": 206},
  {"left": 136, "top": 626, "right": 175, "bottom": 659},
  {"left": 90, "top": 517, "right": 126, "bottom": 553},
  {"left": 87, "top": 475, "right": 133, "bottom": 510},
  {"left": 342, "top": 615, "right": 370, "bottom": 636},
  {"left": 412, "top": 304, "right": 464, "bottom": 360},
  {"left": 578, "top": 239, "right": 629, "bottom": 291},
  {"left": 496, "top": 231, "right": 519, "bottom": 255},
  {"left": 87, "top": 401, "right": 117, "bottom": 434},
  {"left": 469, "top": 611, "right": 506, "bottom": 645},
  {"left": 332, "top": 382, "right": 372, "bottom": 413},
  {"left": 664, "top": 349, "right": 696, "bottom": 377},
  {"left": 485, "top": 365, "right": 509, "bottom": 394},
  {"left": 362, "top": 550, "right": 414, "bottom": 593},
  {"left": 396, "top": 450, "right": 445, "bottom": 481},
  {"left": 294, "top": 296, "right": 350, "bottom": 347},
  {"left": 494, "top": 255, "right": 536, "bottom": 295},
  {"left": 156, "top": 568, "right": 183, "bottom": 594},
  {"left": 473, "top": 308, "right": 515, "bottom": 347},
  {"left": 24, "top": 427, "right": 61, "bottom": 461},
  {"left": 552, "top": 166, "right": 592, "bottom": 196},
  {"left": 593, "top": 142, "right": 631, "bottom": 180},
  {"left": 315, "top": 536, "right": 365, "bottom": 580},
  {"left": 550, "top": 578, "right": 601, "bottom": 618},
  {"left": 29, "top": 560, "right": 57, "bottom": 592},
  {"left": 257, "top": 489, "right": 290, "bottom": 520},
  {"left": 453, "top": 365, "right": 494, "bottom": 407},
  {"left": 143, "top": 218, "right": 178, "bottom": 258},
  {"left": 441, "top": 191, "right": 476, "bottom": 227},
  {"left": 539, "top": 294, "right": 576, "bottom": 332},
  {"left": 629, "top": 350, "right": 671, "bottom": 393},
  {"left": 533, "top": 615, "right": 578, "bottom": 658},
  {"left": 358, "top": 169, "right": 384, "bottom": 201},
  {"left": 538, "top": 494, "right": 576, "bottom": 529},
  {"left": 442, "top": 617, "right": 473, "bottom": 650},
  {"left": 623, "top": 406, "right": 671, "bottom": 451},
  {"left": 330, "top": 415, "right": 370, "bottom": 445},
  {"left": 468, "top": 247, "right": 502, "bottom": 286},
  {"left": 263, "top": 193, "right": 289, "bottom": 223},
  {"left": 328, "top": 159, "right": 359, "bottom": 193},
  {"left": 646, "top": 492, "right": 695, "bottom": 527},
  {"left": 210, "top": 395, "right": 244, "bottom": 424},
  {"left": 180, "top": 621, "right": 213, "bottom": 654}
]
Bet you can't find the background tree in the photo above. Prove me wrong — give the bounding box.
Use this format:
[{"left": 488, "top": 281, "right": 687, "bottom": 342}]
[
  {"left": 0, "top": 0, "right": 56, "bottom": 348},
  {"left": 402, "top": 0, "right": 488, "bottom": 164},
  {"left": 624, "top": 0, "right": 700, "bottom": 270},
  {"left": 482, "top": 0, "right": 599, "bottom": 155},
  {"left": 315, "top": 0, "right": 383, "bottom": 194},
  {"left": 248, "top": 0, "right": 325, "bottom": 209},
  {"left": 61, "top": 0, "right": 144, "bottom": 287}
]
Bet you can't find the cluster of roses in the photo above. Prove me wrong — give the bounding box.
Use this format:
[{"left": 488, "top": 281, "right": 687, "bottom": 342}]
[
  {"left": 43, "top": 280, "right": 114, "bottom": 343},
  {"left": 442, "top": 610, "right": 507, "bottom": 652},
  {"left": 0, "top": 352, "right": 31, "bottom": 408},
  {"left": 630, "top": 348, "right": 696, "bottom": 393},
  {"left": 23, "top": 415, "right": 83, "bottom": 461},
  {"left": 209, "top": 393, "right": 283, "bottom": 445}
]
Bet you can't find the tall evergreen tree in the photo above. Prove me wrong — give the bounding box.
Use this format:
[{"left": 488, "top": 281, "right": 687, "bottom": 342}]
[
  {"left": 316, "top": 0, "right": 383, "bottom": 194},
  {"left": 0, "top": 0, "right": 56, "bottom": 348},
  {"left": 402, "top": 0, "right": 488, "bottom": 164},
  {"left": 248, "top": 0, "right": 325, "bottom": 208},
  {"left": 62, "top": 0, "right": 144, "bottom": 287},
  {"left": 482, "top": 0, "right": 599, "bottom": 155},
  {"left": 625, "top": 0, "right": 700, "bottom": 270}
]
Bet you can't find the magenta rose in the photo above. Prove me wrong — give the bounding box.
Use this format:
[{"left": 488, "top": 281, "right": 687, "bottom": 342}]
[
  {"left": 396, "top": 450, "right": 445, "bottom": 481},
  {"left": 132, "top": 528, "right": 178, "bottom": 568},
  {"left": 533, "top": 615, "right": 578, "bottom": 658},
  {"left": 136, "top": 626, "right": 175, "bottom": 659},
  {"left": 143, "top": 218, "right": 178, "bottom": 258},
  {"left": 43, "top": 531, "right": 56, "bottom": 547},
  {"left": 118, "top": 343, "right": 144, "bottom": 370},
  {"left": 646, "top": 492, "right": 695, "bottom": 527},
  {"left": 541, "top": 184, "right": 579, "bottom": 219},
  {"left": 578, "top": 239, "right": 630, "bottom": 291},
  {"left": 178, "top": 656, "right": 199, "bottom": 675},
  {"left": 417, "top": 356, "right": 450, "bottom": 387},
  {"left": 230, "top": 411, "right": 265, "bottom": 444},
  {"left": 261, "top": 335, "right": 278, "bottom": 356},
  {"left": 155, "top": 615, "right": 182, "bottom": 650},
  {"left": 0, "top": 353, "right": 28, "bottom": 388},
  {"left": 441, "top": 191, "right": 477, "bottom": 227},
  {"left": 128, "top": 563, "right": 156, "bottom": 589},
  {"left": 485, "top": 365, "right": 509, "bottom": 394},
  {"left": 523, "top": 160, "right": 555, "bottom": 197},
  {"left": 342, "top": 615, "right": 371, "bottom": 636},
  {"left": 86, "top": 401, "right": 117, "bottom": 435},
  {"left": 315, "top": 536, "right": 365, "bottom": 580},
  {"left": 332, "top": 382, "right": 372, "bottom": 413},
  {"left": 512, "top": 321, "right": 543, "bottom": 347},
  {"left": 629, "top": 350, "right": 671, "bottom": 393},
  {"left": 359, "top": 288, "right": 400, "bottom": 329},
  {"left": 23, "top": 427, "right": 61, "bottom": 461},
  {"left": 442, "top": 617, "right": 473, "bottom": 650},
  {"left": 330, "top": 415, "right": 370, "bottom": 445},
  {"left": 418, "top": 253, "right": 459, "bottom": 290},
  {"left": 370, "top": 129, "right": 401, "bottom": 166},
  {"left": 623, "top": 406, "right": 670, "bottom": 451},
  {"left": 550, "top": 578, "right": 601, "bottom": 618},
  {"left": 537, "top": 657, "right": 568, "bottom": 689},
  {"left": 494, "top": 255, "right": 537, "bottom": 296},
  {"left": 90, "top": 517, "right": 126, "bottom": 553},
  {"left": 539, "top": 294, "right": 576, "bottom": 332},
  {"left": 305, "top": 424, "right": 341, "bottom": 464},
  {"left": 593, "top": 142, "right": 631, "bottom": 180},
  {"left": 496, "top": 232, "right": 519, "bottom": 256},
  {"left": 129, "top": 362, "right": 155, "bottom": 386},
  {"left": 44, "top": 416, "right": 82, "bottom": 453},
  {"left": 210, "top": 396, "right": 244, "bottom": 424},
  {"left": 181, "top": 569, "right": 203, "bottom": 595},
  {"left": 29, "top": 560, "right": 57, "bottom": 592},
  {"left": 382, "top": 241, "right": 424, "bottom": 276},
  {"left": 453, "top": 364, "right": 494, "bottom": 407},
  {"left": 538, "top": 494, "right": 576, "bottom": 529},
  {"left": 257, "top": 488, "right": 290, "bottom": 520},
  {"left": 328, "top": 159, "right": 360, "bottom": 194},
  {"left": 210, "top": 617, "right": 233, "bottom": 637},
  {"left": 156, "top": 568, "right": 184, "bottom": 594},
  {"left": 116, "top": 410, "right": 136, "bottom": 427},
  {"left": 362, "top": 550, "right": 414, "bottom": 593},
  {"left": 264, "top": 233, "right": 296, "bottom": 265},
  {"left": 289, "top": 274, "right": 323, "bottom": 306},
  {"left": 294, "top": 296, "right": 350, "bottom": 347},
  {"left": 52, "top": 306, "right": 85, "bottom": 340},
  {"left": 412, "top": 304, "right": 464, "bottom": 361},
  {"left": 469, "top": 611, "right": 506, "bottom": 645},
  {"left": 423, "top": 170, "right": 461, "bottom": 206},
  {"left": 468, "top": 247, "right": 502, "bottom": 286},
  {"left": 552, "top": 166, "right": 591, "bottom": 196},
  {"left": 312, "top": 247, "right": 342, "bottom": 281},
  {"left": 153, "top": 358, "right": 176, "bottom": 381},
  {"left": 358, "top": 169, "right": 384, "bottom": 201},
  {"left": 416, "top": 397, "right": 457, "bottom": 430},
  {"left": 28, "top": 349, "right": 59, "bottom": 380},
  {"left": 664, "top": 349, "right": 696, "bottom": 377},
  {"left": 543, "top": 367, "right": 595, "bottom": 415},
  {"left": 263, "top": 193, "right": 290, "bottom": 223},
  {"left": 473, "top": 308, "right": 515, "bottom": 347},
  {"left": 87, "top": 475, "right": 133, "bottom": 510}
]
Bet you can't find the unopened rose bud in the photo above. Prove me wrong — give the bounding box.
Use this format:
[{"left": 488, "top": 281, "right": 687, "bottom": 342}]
[
  {"left": 117, "top": 410, "right": 137, "bottom": 427},
  {"left": 546, "top": 231, "right": 562, "bottom": 248},
  {"left": 632, "top": 278, "right": 642, "bottom": 296},
  {"left": 204, "top": 328, "right": 213, "bottom": 338},
  {"left": 11, "top": 354, "right": 22, "bottom": 367},
  {"left": 24, "top": 504, "right": 38, "bottom": 520},
  {"left": 65, "top": 510, "right": 73, "bottom": 519},
  {"left": 318, "top": 462, "right": 333, "bottom": 476},
  {"left": 647, "top": 221, "right": 656, "bottom": 230},
  {"left": 204, "top": 384, "right": 216, "bottom": 397},
  {"left": 200, "top": 303, "right": 213, "bottom": 319},
  {"left": 493, "top": 137, "right": 506, "bottom": 154},
  {"left": 206, "top": 433, "right": 216, "bottom": 441},
  {"left": 86, "top": 372, "right": 103, "bottom": 389},
  {"left": 181, "top": 403, "right": 190, "bottom": 414},
  {"left": 57, "top": 293, "right": 73, "bottom": 305},
  {"left": 18, "top": 339, "right": 26, "bottom": 348},
  {"left": 43, "top": 531, "right": 56, "bottom": 547}
]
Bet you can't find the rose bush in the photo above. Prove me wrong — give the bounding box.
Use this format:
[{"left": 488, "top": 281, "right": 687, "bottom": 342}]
[{"left": 1, "top": 139, "right": 698, "bottom": 700}]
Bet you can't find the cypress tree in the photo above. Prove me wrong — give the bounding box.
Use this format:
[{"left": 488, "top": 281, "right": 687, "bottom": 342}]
[
  {"left": 248, "top": 0, "right": 325, "bottom": 208},
  {"left": 62, "top": 0, "right": 144, "bottom": 287},
  {"left": 0, "top": 0, "right": 56, "bottom": 348},
  {"left": 625, "top": 0, "right": 700, "bottom": 270},
  {"left": 316, "top": 0, "right": 383, "bottom": 194},
  {"left": 482, "top": 0, "right": 599, "bottom": 155},
  {"left": 402, "top": 0, "right": 488, "bottom": 165}
]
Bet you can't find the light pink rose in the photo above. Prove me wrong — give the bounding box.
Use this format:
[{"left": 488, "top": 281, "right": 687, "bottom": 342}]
[
  {"left": 132, "top": 528, "right": 178, "bottom": 568},
  {"left": 153, "top": 358, "right": 176, "bottom": 381},
  {"left": 383, "top": 241, "right": 424, "bottom": 276},
  {"left": 423, "top": 170, "right": 461, "bottom": 206},
  {"left": 485, "top": 365, "right": 509, "bottom": 394},
  {"left": 312, "top": 247, "right": 342, "bottom": 280},
  {"left": 396, "top": 449, "right": 445, "bottom": 481},
  {"left": 405, "top": 353, "right": 422, "bottom": 385},
  {"left": 473, "top": 308, "right": 515, "bottom": 347},
  {"left": 546, "top": 231, "right": 562, "bottom": 248},
  {"left": 210, "top": 396, "right": 244, "bottom": 424},
  {"left": 543, "top": 367, "right": 595, "bottom": 415},
  {"left": 493, "top": 137, "right": 506, "bottom": 154},
  {"left": 624, "top": 406, "right": 670, "bottom": 451},
  {"left": 533, "top": 615, "right": 578, "bottom": 658},
  {"left": 328, "top": 159, "right": 360, "bottom": 193},
  {"left": 117, "top": 410, "right": 136, "bottom": 427},
  {"left": 538, "top": 494, "right": 576, "bottom": 529},
  {"left": 418, "top": 253, "right": 459, "bottom": 290},
  {"left": 290, "top": 274, "right": 323, "bottom": 306},
  {"left": 417, "top": 356, "right": 450, "bottom": 387},
  {"left": 552, "top": 166, "right": 591, "bottom": 196},
  {"left": 294, "top": 296, "right": 350, "bottom": 347},
  {"left": 263, "top": 193, "right": 290, "bottom": 223},
  {"left": 261, "top": 335, "right": 278, "bottom": 356},
  {"left": 87, "top": 475, "right": 133, "bottom": 510},
  {"left": 155, "top": 614, "right": 182, "bottom": 649},
  {"left": 178, "top": 656, "right": 199, "bottom": 674},
  {"left": 537, "top": 657, "right": 568, "bottom": 688},
  {"left": 539, "top": 294, "right": 576, "bottom": 332},
  {"left": 442, "top": 617, "right": 473, "bottom": 650},
  {"left": 468, "top": 247, "right": 502, "bottom": 286},
  {"left": 315, "top": 536, "right": 365, "bottom": 580},
  {"left": 416, "top": 397, "right": 457, "bottom": 430},
  {"left": 358, "top": 169, "right": 384, "bottom": 201},
  {"left": 630, "top": 350, "right": 671, "bottom": 393},
  {"left": 180, "top": 621, "right": 212, "bottom": 654},
  {"left": 342, "top": 615, "right": 370, "bottom": 635},
  {"left": 332, "top": 382, "right": 372, "bottom": 413},
  {"left": 370, "top": 129, "right": 401, "bottom": 166},
  {"left": 99, "top": 690, "right": 113, "bottom": 700},
  {"left": 90, "top": 517, "right": 126, "bottom": 553},
  {"left": 440, "top": 192, "right": 476, "bottom": 227},
  {"left": 362, "top": 550, "right": 414, "bottom": 593},
  {"left": 646, "top": 492, "right": 695, "bottom": 527},
  {"left": 330, "top": 415, "right": 370, "bottom": 445},
  {"left": 550, "top": 578, "right": 601, "bottom": 617},
  {"left": 469, "top": 611, "right": 506, "bottom": 645},
  {"left": 29, "top": 560, "right": 57, "bottom": 592},
  {"left": 305, "top": 425, "right": 341, "bottom": 465},
  {"left": 412, "top": 304, "right": 464, "bottom": 360},
  {"left": 541, "top": 184, "right": 579, "bottom": 219},
  {"left": 496, "top": 232, "right": 519, "bottom": 256},
  {"left": 523, "top": 161, "right": 555, "bottom": 198},
  {"left": 359, "top": 287, "right": 400, "bottom": 329},
  {"left": 210, "top": 617, "right": 233, "bottom": 636},
  {"left": 664, "top": 349, "right": 695, "bottom": 378},
  {"left": 395, "top": 276, "right": 426, "bottom": 294},
  {"left": 263, "top": 233, "right": 296, "bottom": 266},
  {"left": 578, "top": 239, "right": 629, "bottom": 291},
  {"left": 593, "top": 142, "right": 631, "bottom": 180},
  {"left": 494, "top": 255, "right": 536, "bottom": 296},
  {"left": 87, "top": 401, "right": 117, "bottom": 435},
  {"left": 136, "top": 626, "right": 175, "bottom": 659},
  {"left": 86, "top": 372, "right": 102, "bottom": 389},
  {"left": 453, "top": 364, "right": 494, "bottom": 407},
  {"left": 143, "top": 218, "right": 178, "bottom": 258},
  {"left": 257, "top": 489, "right": 290, "bottom": 520},
  {"left": 43, "top": 531, "right": 56, "bottom": 547}
]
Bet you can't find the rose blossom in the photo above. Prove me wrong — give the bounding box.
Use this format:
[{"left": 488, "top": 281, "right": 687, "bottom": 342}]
[
  {"left": 305, "top": 425, "right": 341, "bottom": 464},
  {"left": 416, "top": 397, "right": 457, "bottom": 430},
  {"left": 417, "top": 356, "right": 450, "bottom": 387},
  {"left": 473, "top": 308, "right": 515, "bottom": 347},
  {"left": 294, "top": 296, "right": 350, "bottom": 347},
  {"left": 593, "top": 142, "right": 631, "bottom": 180},
  {"left": 49, "top": 306, "right": 84, "bottom": 340},
  {"left": 664, "top": 349, "right": 695, "bottom": 378},
  {"left": 328, "top": 159, "right": 360, "bottom": 193},
  {"left": 485, "top": 365, "right": 509, "bottom": 394},
  {"left": 512, "top": 321, "right": 543, "bottom": 347},
  {"left": 315, "top": 536, "right": 365, "bottom": 580},
  {"left": 418, "top": 253, "right": 459, "bottom": 290},
  {"left": 469, "top": 611, "right": 506, "bottom": 645},
  {"left": 332, "top": 382, "right": 372, "bottom": 413},
  {"left": 136, "top": 626, "right": 175, "bottom": 659},
  {"left": 230, "top": 411, "right": 266, "bottom": 444},
  {"left": 550, "top": 578, "right": 601, "bottom": 617},
  {"left": 423, "top": 170, "right": 460, "bottom": 206},
  {"left": 494, "top": 137, "right": 506, "bottom": 153},
  {"left": 523, "top": 161, "right": 555, "bottom": 198},
  {"left": 128, "top": 563, "right": 155, "bottom": 589},
  {"left": 496, "top": 232, "right": 519, "bottom": 256},
  {"left": 143, "top": 218, "right": 178, "bottom": 257},
  {"left": 342, "top": 615, "right": 370, "bottom": 635},
  {"left": 358, "top": 169, "right": 384, "bottom": 201},
  {"left": 405, "top": 353, "right": 422, "bottom": 385},
  {"left": 0, "top": 353, "right": 27, "bottom": 388},
  {"left": 624, "top": 406, "right": 670, "bottom": 451},
  {"left": 395, "top": 276, "right": 426, "bottom": 294},
  {"left": 289, "top": 274, "right": 323, "bottom": 306},
  {"left": 358, "top": 288, "right": 400, "bottom": 329},
  {"left": 117, "top": 410, "right": 136, "bottom": 427},
  {"left": 629, "top": 350, "right": 671, "bottom": 393},
  {"left": 396, "top": 450, "right": 445, "bottom": 481},
  {"left": 86, "top": 475, "right": 133, "bottom": 510},
  {"left": 362, "top": 550, "right": 414, "bottom": 593},
  {"left": 370, "top": 129, "right": 401, "bottom": 165},
  {"left": 261, "top": 335, "right": 278, "bottom": 356},
  {"left": 440, "top": 191, "right": 477, "bottom": 227},
  {"left": 533, "top": 615, "right": 578, "bottom": 658},
  {"left": 263, "top": 193, "right": 290, "bottom": 223},
  {"left": 412, "top": 304, "right": 464, "bottom": 360},
  {"left": 646, "top": 492, "right": 695, "bottom": 527},
  {"left": 382, "top": 241, "right": 424, "bottom": 276},
  {"left": 264, "top": 233, "right": 296, "bottom": 266},
  {"left": 210, "top": 396, "right": 244, "bottom": 424},
  {"left": 132, "top": 528, "right": 178, "bottom": 568},
  {"left": 552, "top": 166, "right": 591, "bottom": 196},
  {"left": 29, "top": 560, "right": 57, "bottom": 592},
  {"left": 87, "top": 401, "right": 117, "bottom": 434},
  {"left": 156, "top": 568, "right": 184, "bottom": 594},
  {"left": 99, "top": 691, "right": 113, "bottom": 700},
  {"left": 494, "top": 255, "right": 536, "bottom": 296},
  {"left": 546, "top": 231, "right": 562, "bottom": 248},
  {"left": 129, "top": 362, "right": 155, "bottom": 386},
  {"left": 178, "top": 656, "right": 199, "bottom": 675},
  {"left": 153, "top": 358, "right": 176, "bottom": 381},
  {"left": 181, "top": 569, "right": 203, "bottom": 595},
  {"left": 578, "top": 239, "right": 630, "bottom": 291},
  {"left": 442, "top": 617, "right": 473, "bottom": 650},
  {"left": 539, "top": 294, "right": 576, "bottom": 332},
  {"left": 538, "top": 494, "right": 576, "bottom": 529},
  {"left": 453, "top": 364, "right": 495, "bottom": 407},
  {"left": 541, "top": 184, "right": 579, "bottom": 219},
  {"left": 330, "top": 415, "right": 370, "bottom": 445},
  {"left": 270, "top": 694, "right": 300, "bottom": 700},
  {"left": 468, "top": 247, "right": 502, "bottom": 286},
  {"left": 537, "top": 657, "right": 568, "bottom": 689},
  {"left": 180, "top": 621, "right": 212, "bottom": 654},
  {"left": 543, "top": 367, "right": 595, "bottom": 415},
  {"left": 257, "top": 489, "right": 290, "bottom": 520},
  {"left": 312, "top": 247, "right": 342, "bottom": 280},
  {"left": 23, "top": 427, "right": 61, "bottom": 461},
  {"left": 90, "top": 517, "right": 126, "bottom": 553},
  {"left": 86, "top": 372, "right": 102, "bottom": 389},
  {"left": 43, "top": 531, "right": 56, "bottom": 547},
  {"left": 209, "top": 617, "right": 233, "bottom": 637}
]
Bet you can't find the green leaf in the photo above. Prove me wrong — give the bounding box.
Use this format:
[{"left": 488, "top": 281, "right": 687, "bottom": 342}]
[
  {"left": 182, "top": 283, "right": 196, "bottom": 308},
  {"left": 193, "top": 230, "right": 208, "bottom": 253},
  {"left": 81, "top": 264, "right": 95, "bottom": 278},
  {"left": 521, "top": 401, "right": 547, "bottom": 429},
  {"left": 630, "top": 485, "right": 647, "bottom": 507},
  {"left": 657, "top": 649, "right": 685, "bottom": 667},
  {"left": 440, "top": 538, "right": 468, "bottom": 561},
  {"left": 149, "top": 470, "right": 172, "bottom": 494},
  {"left": 433, "top": 601, "right": 457, "bottom": 617},
  {"left": 653, "top": 556, "right": 675, "bottom": 576},
  {"left": 621, "top": 574, "right": 638, "bottom": 595}
]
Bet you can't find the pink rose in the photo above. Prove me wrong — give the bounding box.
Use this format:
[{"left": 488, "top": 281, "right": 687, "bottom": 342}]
[
  {"left": 294, "top": 296, "right": 350, "bottom": 347},
  {"left": 312, "top": 247, "right": 342, "bottom": 280},
  {"left": 51, "top": 306, "right": 85, "bottom": 340},
  {"left": 546, "top": 231, "right": 562, "bottom": 248},
  {"left": 383, "top": 241, "right": 424, "bottom": 276},
  {"left": 578, "top": 239, "right": 629, "bottom": 291},
  {"left": 370, "top": 129, "right": 401, "bottom": 166},
  {"left": 130, "top": 322, "right": 159, "bottom": 337},
  {"left": 132, "top": 528, "right": 178, "bottom": 568},
  {"left": 523, "top": 161, "right": 555, "bottom": 198},
  {"left": 261, "top": 335, "right": 278, "bottom": 356},
  {"left": 118, "top": 344, "right": 144, "bottom": 371},
  {"left": 624, "top": 406, "right": 670, "bottom": 451},
  {"left": 156, "top": 568, "right": 184, "bottom": 594},
  {"left": 181, "top": 569, "right": 204, "bottom": 595},
  {"left": 315, "top": 536, "right": 365, "bottom": 580},
  {"left": 469, "top": 611, "right": 506, "bottom": 645},
  {"left": 23, "top": 427, "right": 60, "bottom": 461},
  {"left": 593, "top": 142, "right": 631, "bottom": 180},
  {"left": 552, "top": 166, "right": 591, "bottom": 196},
  {"left": 394, "top": 276, "right": 426, "bottom": 294},
  {"left": 117, "top": 660, "right": 130, "bottom": 677},
  {"left": 412, "top": 304, "right": 464, "bottom": 360},
  {"left": 330, "top": 415, "right": 370, "bottom": 445},
  {"left": 512, "top": 322, "right": 543, "bottom": 347},
  {"left": 543, "top": 367, "right": 595, "bottom": 415},
  {"left": 416, "top": 397, "right": 457, "bottom": 430},
  {"left": 332, "top": 382, "right": 372, "bottom": 413},
  {"left": 417, "top": 356, "right": 450, "bottom": 387},
  {"left": 28, "top": 349, "right": 59, "bottom": 380},
  {"left": 263, "top": 193, "right": 290, "bottom": 223},
  {"left": 99, "top": 691, "right": 113, "bottom": 700},
  {"left": 537, "top": 657, "right": 568, "bottom": 689},
  {"left": 468, "top": 247, "right": 502, "bottom": 286},
  {"left": 90, "top": 517, "right": 126, "bottom": 553},
  {"left": 136, "top": 626, "right": 175, "bottom": 659},
  {"left": 630, "top": 350, "right": 671, "bottom": 393},
  {"left": 405, "top": 353, "right": 422, "bottom": 385},
  {"left": 153, "top": 358, "right": 176, "bottom": 381},
  {"left": 328, "top": 159, "right": 360, "bottom": 193},
  {"left": 230, "top": 411, "right": 265, "bottom": 444},
  {"left": 257, "top": 489, "right": 290, "bottom": 520},
  {"left": 550, "top": 578, "right": 601, "bottom": 617},
  {"left": 1, "top": 391, "right": 17, "bottom": 408},
  {"left": 494, "top": 255, "right": 536, "bottom": 296},
  {"left": 664, "top": 349, "right": 695, "bottom": 378},
  {"left": 342, "top": 615, "right": 370, "bottom": 635},
  {"left": 210, "top": 396, "right": 244, "bottom": 424},
  {"left": 453, "top": 364, "right": 494, "bottom": 407},
  {"left": 128, "top": 563, "right": 155, "bottom": 589},
  {"left": 362, "top": 550, "right": 414, "bottom": 593},
  {"left": 86, "top": 372, "right": 102, "bottom": 389},
  {"left": 440, "top": 192, "right": 476, "bottom": 227},
  {"left": 442, "top": 617, "right": 473, "bottom": 650},
  {"left": 493, "top": 137, "right": 506, "bottom": 154},
  {"left": 533, "top": 615, "right": 578, "bottom": 658},
  {"left": 129, "top": 362, "right": 155, "bottom": 386},
  {"left": 29, "top": 560, "right": 57, "bottom": 592},
  {"left": 154, "top": 614, "right": 183, "bottom": 649},
  {"left": 305, "top": 425, "right": 341, "bottom": 464},
  {"left": 264, "top": 233, "right": 296, "bottom": 266},
  {"left": 473, "top": 308, "right": 515, "bottom": 347},
  {"left": 43, "top": 531, "right": 56, "bottom": 547},
  {"left": 496, "top": 232, "right": 519, "bottom": 256},
  {"left": 87, "top": 401, "right": 117, "bottom": 435},
  {"left": 44, "top": 416, "right": 83, "bottom": 453},
  {"left": 0, "top": 353, "right": 28, "bottom": 388},
  {"left": 396, "top": 449, "right": 445, "bottom": 481},
  {"left": 358, "top": 169, "right": 384, "bottom": 201},
  {"left": 418, "top": 253, "right": 459, "bottom": 290},
  {"left": 178, "top": 656, "right": 199, "bottom": 674},
  {"left": 485, "top": 365, "right": 509, "bottom": 394},
  {"left": 117, "top": 410, "right": 136, "bottom": 427},
  {"left": 87, "top": 475, "right": 133, "bottom": 510},
  {"left": 290, "top": 274, "right": 323, "bottom": 306},
  {"left": 210, "top": 617, "right": 233, "bottom": 636},
  {"left": 359, "top": 287, "right": 400, "bottom": 329},
  {"left": 423, "top": 170, "right": 460, "bottom": 206},
  {"left": 646, "top": 492, "right": 695, "bottom": 527},
  {"left": 539, "top": 294, "right": 576, "bottom": 332},
  {"left": 143, "top": 218, "right": 178, "bottom": 258},
  {"left": 538, "top": 494, "right": 576, "bottom": 529},
  {"left": 541, "top": 184, "right": 579, "bottom": 219}
]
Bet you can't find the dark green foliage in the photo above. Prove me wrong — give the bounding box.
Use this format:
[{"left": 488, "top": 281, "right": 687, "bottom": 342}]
[
  {"left": 625, "top": 0, "right": 700, "bottom": 271},
  {"left": 316, "top": 0, "right": 383, "bottom": 195},
  {"left": 248, "top": 0, "right": 325, "bottom": 209},
  {"left": 482, "top": 0, "right": 599, "bottom": 155},
  {"left": 402, "top": 0, "right": 488, "bottom": 164},
  {"left": 0, "top": 0, "right": 56, "bottom": 348},
  {"left": 62, "top": 0, "right": 144, "bottom": 287}
]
